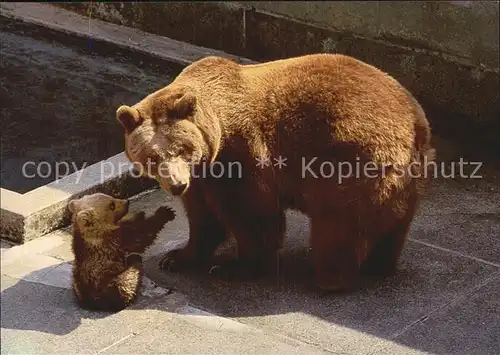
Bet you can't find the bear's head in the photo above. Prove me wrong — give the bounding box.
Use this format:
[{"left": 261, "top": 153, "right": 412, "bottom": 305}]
[
  {"left": 115, "top": 85, "right": 221, "bottom": 196},
  {"left": 68, "top": 193, "right": 129, "bottom": 237}
]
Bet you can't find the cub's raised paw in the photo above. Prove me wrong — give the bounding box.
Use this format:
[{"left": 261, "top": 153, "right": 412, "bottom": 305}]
[
  {"left": 126, "top": 252, "right": 143, "bottom": 266},
  {"left": 131, "top": 211, "right": 146, "bottom": 221},
  {"left": 155, "top": 206, "right": 176, "bottom": 222}
]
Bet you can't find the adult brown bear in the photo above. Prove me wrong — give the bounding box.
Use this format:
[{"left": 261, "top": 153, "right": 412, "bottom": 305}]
[{"left": 115, "top": 53, "right": 435, "bottom": 291}]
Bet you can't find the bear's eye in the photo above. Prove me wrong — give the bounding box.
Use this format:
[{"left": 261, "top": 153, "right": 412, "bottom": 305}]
[
  {"left": 109, "top": 201, "right": 115, "bottom": 211},
  {"left": 147, "top": 156, "right": 159, "bottom": 170},
  {"left": 177, "top": 147, "right": 186, "bottom": 157}
]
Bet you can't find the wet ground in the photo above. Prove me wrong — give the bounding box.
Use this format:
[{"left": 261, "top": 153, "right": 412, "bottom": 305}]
[{"left": 0, "top": 17, "right": 185, "bottom": 193}]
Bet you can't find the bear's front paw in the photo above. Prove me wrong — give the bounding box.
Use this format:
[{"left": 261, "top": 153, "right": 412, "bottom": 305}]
[
  {"left": 208, "top": 264, "right": 221, "bottom": 274},
  {"left": 207, "top": 260, "right": 237, "bottom": 279},
  {"left": 159, "top": 254, "right": 176, "bottom": 272},
  {"left": 208, "top": 258, "right": 265, "bottom": 280},
  {"left": 158, "top": 248, "right": 194, "bottom": 273},
  {"left": 126, "top": 253, "right": 143, "bottom": 266},
  {"left": 155, "top": 206, "right": 176, "bottom": 222}
]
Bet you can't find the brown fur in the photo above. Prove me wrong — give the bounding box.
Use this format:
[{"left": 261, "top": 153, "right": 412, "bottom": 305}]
[
  {"left": 116, "top": 53, "right": 436, "bottom": 291},
  {"left": 69, "top": 193, "right": 175, "bottom": 311}
]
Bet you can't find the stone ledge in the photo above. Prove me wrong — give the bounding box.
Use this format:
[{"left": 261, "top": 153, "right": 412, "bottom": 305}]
[
  {"left": 0, "top": 152, "right": 157, "bottom": 244},
  {"left": 0, "top": 2, "right": 254, "bottom": 67}
]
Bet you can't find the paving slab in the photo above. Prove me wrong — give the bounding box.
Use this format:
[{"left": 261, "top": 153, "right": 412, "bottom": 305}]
[
  {"left": 100, "top": 305, "right": 332, "bottom": 355},
  {"left": 1, "top": 278, "right": 82, "bottom": 337},
  {"left": 382, "top": 273, "right": 500, "bottom": 355},
  {"left": 1, "top": 254, "right": 62, "bottom": 281},
  {"left": 144, "top": 238, "right": 499, "bottom": 355},
  {"left": 41, "top": 229, "right": 74, "bottom": 262},
  {"left": 1, "top": 273, "right": 328, "bottom": 355},
  {"left": 1, "top": 275, "right": 20, "bottom": 292},
  {"left": 0, "top": 274, "right": 186, "bottom": 354},
  {"left": 411, "top": 182, "right": 500, "bottom": 266},
  {"left": 1, "top": 230, "right": 69, "bottom": 266},
  {"left": 32, "top": 261, "right": 73, "bottom": 289}
]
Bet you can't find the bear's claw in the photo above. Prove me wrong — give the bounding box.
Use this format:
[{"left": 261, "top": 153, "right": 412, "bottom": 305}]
[
  {"left": 158, "top": 248, "right": 198, "bottom": 273},
  {"left": 208, "top": 265, "right": 221, "bottom": 274},
  {"left": 159, "top": 256, "right": 176, "bottom": 272}
]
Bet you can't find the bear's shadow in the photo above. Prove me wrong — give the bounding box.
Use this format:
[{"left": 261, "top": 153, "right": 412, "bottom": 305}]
[{"left": 143, "top": 241, "right": 426, "bottom": 341}]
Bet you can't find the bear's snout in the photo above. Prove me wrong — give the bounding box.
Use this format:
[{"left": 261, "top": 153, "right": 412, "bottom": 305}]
[{"left": 156, "top": 158, "right": 191, "bottom": 194}]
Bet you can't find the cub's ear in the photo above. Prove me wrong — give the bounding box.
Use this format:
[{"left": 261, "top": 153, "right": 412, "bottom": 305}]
[
  {"left": 168, "top": 92, "right": 196, "bottom": 120},
  {"left": 116, "top": 105, "right": 143, "bottom": 133},
  {"left": 68, "top": 199, "right": 79, "bottom": 213},
  {"left": 76, "top": 210, "right": 94, "bottom": 230}
]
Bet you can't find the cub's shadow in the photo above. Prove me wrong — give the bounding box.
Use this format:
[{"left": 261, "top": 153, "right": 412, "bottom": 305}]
[{"left": 1, "top": 265, "right": 114, "bottom": 336}]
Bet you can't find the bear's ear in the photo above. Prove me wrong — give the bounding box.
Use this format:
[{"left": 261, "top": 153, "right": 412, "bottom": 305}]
[
  {"left": 76, "top": 210, "right": 94, "bottom": 230},
  {"left": 116, "top": 105, "right": 143, "bottom": 133},
  {"left": 168, "top": 93, "right": 196, "bottom": 120}
]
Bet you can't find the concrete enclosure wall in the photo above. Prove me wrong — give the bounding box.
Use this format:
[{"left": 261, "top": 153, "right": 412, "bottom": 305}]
[
  {"left": 243, "top": 1, "right": 499, "bottom": 68},
  {"left": 55, "top": 1, "right": 500, "bottom": 159}
]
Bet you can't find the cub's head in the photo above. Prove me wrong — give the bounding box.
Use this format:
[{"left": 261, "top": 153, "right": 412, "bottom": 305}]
[
  {"left": 116, "top": 85, "right": 220, "bottom": 196},
  {"left": 68, "top": 193, "right": 129, "bottom": 234}
]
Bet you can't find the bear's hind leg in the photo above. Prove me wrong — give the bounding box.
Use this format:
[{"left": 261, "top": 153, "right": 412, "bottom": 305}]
[
  {"left": 360, "top": 195, "right": 419, "bottom": 278},
  {"left": 309, "top": 214, "right": 365, "bottom": 292},
  {"left": 359, "top": 229, "right": 407, "bottom": 278},
  {"left": 360, "top": 213, "right": 416, "bottom": 278}
]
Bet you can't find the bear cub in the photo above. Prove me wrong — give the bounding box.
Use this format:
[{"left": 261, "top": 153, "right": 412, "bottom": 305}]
[{"left": 68, "top": 193, "right": 175, "bottom": 311}]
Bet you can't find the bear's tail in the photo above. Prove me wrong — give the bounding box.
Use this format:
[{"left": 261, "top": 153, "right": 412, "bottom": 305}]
[{"left": 412, "top": 101, "right": 436, "bottom": 189}]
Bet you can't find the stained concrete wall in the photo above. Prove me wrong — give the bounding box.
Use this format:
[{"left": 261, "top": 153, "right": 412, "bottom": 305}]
[
  {"left": 54, "top": 1, "right": 499, "bottom": 159},
  {"left": 241, "top": 1, "right": 499, "bottom": 68}
]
